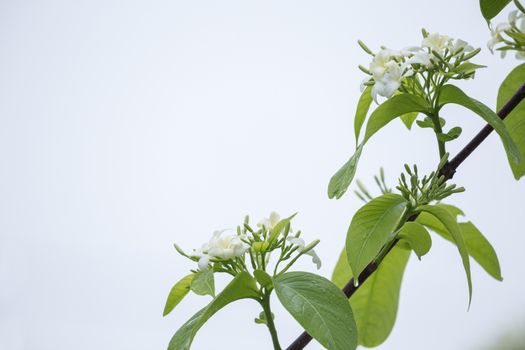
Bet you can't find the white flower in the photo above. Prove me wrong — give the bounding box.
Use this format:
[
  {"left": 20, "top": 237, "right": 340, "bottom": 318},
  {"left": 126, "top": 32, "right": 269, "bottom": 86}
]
[
  {"left": 368, "top": 49, "right": 409, "bottom": 102},
  {"left": 191, "top": 245, "right": 211, "bottom": 270},
  {"left": 369, "top": 49, "right": 402, "bottom": 81},
  {"left": 450, "top": 39, "right": 473, "bottom": 54},
  {"left": 371, "top": 61, "right": 403, "bottom": 102},
  {"left": 192, "top": 229, "right": 249, "bottom": 269},
  {"left": 257, "top": 211, "right": 280, "bottom": 230},
  {"left": 207, "top": 230, "right": 249, "bottom": 259},
  {"left": 287, "top": 237, "right": 322, "bottom": 269},
  {"left": 488, "top": 23, "right": 511, "bottom": 53},
  {"left": 422, "top": 32, "right": 451, "bottom": 52},
  {"left": 407, "top": 51, "right": 432, "bottom": 66},
  {"left": 508, "top": 10, "right": 525, "bottom": 26}
]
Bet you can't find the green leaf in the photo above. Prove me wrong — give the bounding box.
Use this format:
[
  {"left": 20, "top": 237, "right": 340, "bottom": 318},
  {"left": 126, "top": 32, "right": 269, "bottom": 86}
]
[
  {"left": 190, "top": 269, "right": 215, "bottom": 297},
  {"left": 397, "top": 222, "right": 432, "bottom": 260},
  {"left": 400, "top": 112, "right": 419, "bottom": 130},
  {"left": 437, "top": 127, "right": 462, "bottom": 142},
  {"left": 480, "top": 0, "right": 512, "bottom": 21},
  {"left": 254, "top": 311, "right": 273, "bottom": 325},
  {"left": 458, "top": 222, "right": 503, "bottom": 281},
  {"left": 497, "top": 63, "right": 525, "bottom": 179},
  {"left": 328, "top": 143, "right": 364, "bottom": 199},
  {"left": 453, "top": 62, "right": 486, "bottom": 75},
  {"left": 354, "top": 86, "right": 373, "bottom": 145},
  {"left": 254, "top": 269, "right": 273, "bottom": 288},
  {"left": 417, "top": 205, "right": 502, "bottom": 281},
  {"left": 168, "top": 272, "right": 260, "bottom": 350},
  {"left": 331, "top": 247, "right": 410, "bottom": 347},
  {"left": 417, "top": 205, "right": 472, "bottom": 306},
  {"left": 363, "top": 94, "right": 430, "bottom": 142},
  {"left": 274, "top": 271, "right": 357, "bottom": 350},
  {"left": 438, "top": 84, "right": 521, "bottom": 165},
  {"left": 269, "top": 213, "right": 296, "bottom": 242},
  {"left": 163, "top": 274, "right": 194, "bottom": 316},
  {"left": 346, "top": 194, "right": 408, "bottom": 280},
  {"left": 329, "top": 94, "right": 429, "bottom": 200}
]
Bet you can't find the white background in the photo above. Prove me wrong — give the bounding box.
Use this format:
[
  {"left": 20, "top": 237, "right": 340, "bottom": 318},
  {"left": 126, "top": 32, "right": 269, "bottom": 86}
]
[{"left": 1, "top": 1, "right": 524, "bottom": 349}]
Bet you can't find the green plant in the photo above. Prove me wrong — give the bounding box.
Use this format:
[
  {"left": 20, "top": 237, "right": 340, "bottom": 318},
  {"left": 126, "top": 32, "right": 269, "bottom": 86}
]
[{"left": 164, "top": 2, "right": 525, "bottom": 349}]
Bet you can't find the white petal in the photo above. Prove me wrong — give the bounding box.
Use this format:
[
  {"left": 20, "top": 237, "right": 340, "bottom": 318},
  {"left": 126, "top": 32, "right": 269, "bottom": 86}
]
[
  {"left": 198, "top": 255, "right": 210, "bottom": 270},
  {"left": 287, "top": 236, "right": 305, "bottom": 249},
  {"left": 269, "top": 212, "right": 281, "bottom": 227},
  {"left": 306, "top": 250, "right": 322, "bottom": 269}
]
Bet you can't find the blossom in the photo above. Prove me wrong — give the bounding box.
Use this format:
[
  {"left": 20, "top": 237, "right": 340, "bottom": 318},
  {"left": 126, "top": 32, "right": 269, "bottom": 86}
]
[
  {"left": 421, "top": 32, "right": 451, "bottom": 52},
  {"left": 407, "top": 51, "right": 432, "bottom": 66},
  {"left": 371, "top": 61, "right": 404, "bottom": 101},
  {"left": 369, "top": 49, "right": 402, "bottom": 80},
  {"left": 287, "top": 236, "right": 322, "bottom": 269},
  {"left": 191, "top": 229, "right": 249, "bottom": 269},
  {"left": 508, "top": 10, "right": 525, "bottom": 26},
  {"left": 257, "top": 211, "right": 280, "bottom": 230},
  {"left": 450, "top": 39, "right": 473, "bottom": 54},
  {"left": 488, "top": 23, "right": 511, "bottom": 53},
  {"left": 368, "top": 49, "right": 407, "bottom": 101}
]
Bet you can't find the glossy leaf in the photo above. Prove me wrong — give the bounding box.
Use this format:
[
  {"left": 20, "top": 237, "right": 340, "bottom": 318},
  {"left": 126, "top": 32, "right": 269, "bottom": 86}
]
[
  {"left": 190, "top": 269, "right": 215, "bottom": 297},
  {"left": 346, "top": 194, "right": 408, "bottom": 280},
  {"left": 438, "top": 84, "right": 521, "bottom": 165},
  {"left": 274, "top": 271, "right": 357, "bottom": 350},
  {"left": 328, "top": 144, "right": 364, "bottom": 199},
  {"left": 400, "top": 112, "right": 419, "bottom": 130},
  {"left": 331, "top": 247, "right": 410, "bottom": 347},
  {"left": 354, "top": 86, "right": 373, "bottom": 144},
  {"left": 417, "top": 205, "right": 472, "bottom": 306},
  {"left": 397, "top": 222, "right": 432, "bottom": 260},
  {"left": 498, "top": 63, "right": 525, "bottom": 179},
  {"left": 168, "top": 272, "right": 260, "bottom": 350},
  {"left": 480, "top": 0, "right": 511, "bottom": 21},
  {"left": 329, "top": 94, "right": 429, "bottom": 200},
  {"left": 363, "top": 94, "right": 430, "bottom": 142},
  {"left": 417, "top": 205, "right": 502, "bottom": 281},
  {"left": 163, "top": 274, "right": 194, "bottom": 316},
  {"left": 458, "top": 222, "right": 503, "bottom": 281},
  {"left": 254, "top": 269, "right": 273, "bottom": 288}
]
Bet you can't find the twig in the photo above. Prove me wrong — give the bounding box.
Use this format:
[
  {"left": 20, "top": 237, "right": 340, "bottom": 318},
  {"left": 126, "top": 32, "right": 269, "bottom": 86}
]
[{"left": 286, "top": 82, "right": 525, "bottom": 350}]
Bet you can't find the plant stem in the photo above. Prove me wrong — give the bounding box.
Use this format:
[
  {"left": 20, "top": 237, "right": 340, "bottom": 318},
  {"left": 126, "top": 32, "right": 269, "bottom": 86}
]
[
  {"left": 262, "top": 291, "right": 282, "bottom": 350},
  {"left": 429, "top": 110, "right": 446, "bottom": 158},
  {"left": 286, "top": 81, "right": 525, "bottom": 350}
]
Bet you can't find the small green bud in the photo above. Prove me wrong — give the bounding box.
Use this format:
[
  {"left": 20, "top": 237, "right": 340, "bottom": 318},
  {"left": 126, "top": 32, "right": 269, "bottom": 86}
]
[
  {"left": 174, "top": 243, "right": 190, "bottom": 258},
  {"left": 358, "top": 65, "right": 371, "bottom": 75},
  {"left": 303, "top": 239, "right": 320, "bottom": 253},
  {"left": 252, "top": 241, "right": 270, "bottom": 252},
  {"left": 244, "top": 223, "right": 255, "bottom": 233},
  {"left": 358, "top": 40, "right": 374, "bottom": 55},
  {"left": 462, "top": 47, "right": 481, "bottom": 60}
]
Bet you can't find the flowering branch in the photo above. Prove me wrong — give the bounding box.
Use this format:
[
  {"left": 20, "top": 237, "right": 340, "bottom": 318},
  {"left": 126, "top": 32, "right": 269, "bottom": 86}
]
[{"left": 286, "top": 81, "right": 525, "bottom": 350}]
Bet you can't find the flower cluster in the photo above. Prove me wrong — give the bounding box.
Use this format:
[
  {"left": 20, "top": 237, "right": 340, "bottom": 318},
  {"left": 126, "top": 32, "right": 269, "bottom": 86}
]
[
  {"left": 360, "top": 30, "right": 480, "bottom": 102},
  {"left": 487, "top": 9, "right": 525, "bottom": 59},
  {"left": 175, "top": 212, "right": 321, "bottom": 276},
  {"left": 190, "top": 229, "right": 250, "bottom": 270}
]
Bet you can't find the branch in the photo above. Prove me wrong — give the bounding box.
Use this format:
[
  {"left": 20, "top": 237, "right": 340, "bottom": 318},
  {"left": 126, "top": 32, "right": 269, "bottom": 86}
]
[{"left": 286, "top": 82, "right": 525, "bottom": 350}]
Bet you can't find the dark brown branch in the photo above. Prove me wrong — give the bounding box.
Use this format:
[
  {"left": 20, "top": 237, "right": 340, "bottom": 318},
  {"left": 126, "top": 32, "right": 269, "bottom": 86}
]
[{"left": 286, "top": 82, "right": 525, "bottom": 350}]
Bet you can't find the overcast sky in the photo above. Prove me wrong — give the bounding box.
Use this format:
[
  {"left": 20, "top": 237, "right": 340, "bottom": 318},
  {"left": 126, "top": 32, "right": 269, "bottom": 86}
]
[{"left": 1, "top": 1, "right": 525, "bottom": 349}]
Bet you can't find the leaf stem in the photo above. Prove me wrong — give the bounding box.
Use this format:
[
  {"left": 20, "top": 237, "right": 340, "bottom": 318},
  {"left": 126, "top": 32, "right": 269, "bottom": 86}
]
[{"left": 429, "top": 110, "right": 447, "bottom": 159}]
